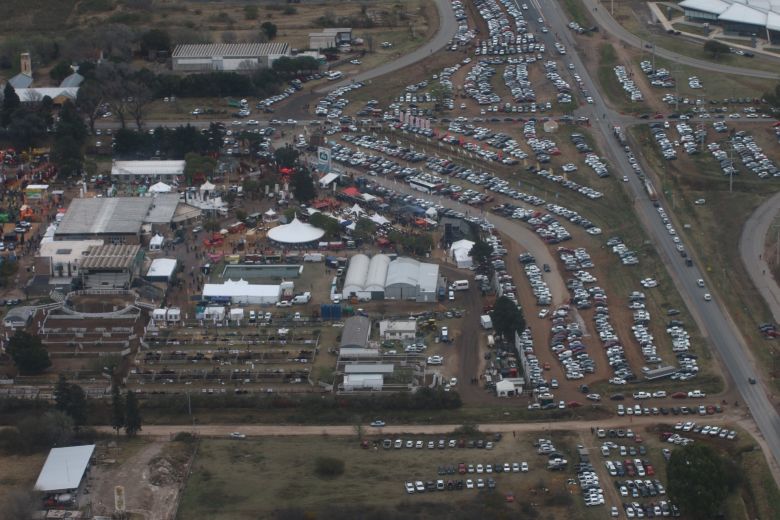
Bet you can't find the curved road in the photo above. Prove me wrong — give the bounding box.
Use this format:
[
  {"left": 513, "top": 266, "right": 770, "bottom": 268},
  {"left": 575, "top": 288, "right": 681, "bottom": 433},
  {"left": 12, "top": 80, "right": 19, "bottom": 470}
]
[
  {"left": 581, "top": 0, "right": 780, "bottom": 80},
  {"left": 740, "top": 192, "right": 780, "bottom": 323},
  {"left": 316, "top": 0, "right": 458, "bottom": 94}
]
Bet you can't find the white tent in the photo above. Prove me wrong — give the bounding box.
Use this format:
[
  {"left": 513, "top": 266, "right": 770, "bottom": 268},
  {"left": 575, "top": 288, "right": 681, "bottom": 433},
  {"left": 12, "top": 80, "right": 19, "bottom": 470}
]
[
  {"left": 369, "top": 214, "right": 390, "bottom": 226},
  {"left": 349, "top": 204, "right": 365, "bottom": 216},
  {"left": 149, "top": 182, "right": 172, "bottom": 193},
  {"left": 199, "top": 181, "right": 216, "bottom": 192},
  {"left": 425, "top": 207, "right": 438, "bottom": 219},
  {"left": 267, "top": 217, "right": 326, "bottom": 244},
  {"left": 449, "top": 239, "right": 475, "bottom": 269}
]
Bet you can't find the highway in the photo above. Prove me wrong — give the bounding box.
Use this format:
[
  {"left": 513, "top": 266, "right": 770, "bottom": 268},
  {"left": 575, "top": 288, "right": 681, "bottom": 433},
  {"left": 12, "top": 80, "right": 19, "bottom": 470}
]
[{"left": 524, "top": 0, "right": 780, "bottom": 473}]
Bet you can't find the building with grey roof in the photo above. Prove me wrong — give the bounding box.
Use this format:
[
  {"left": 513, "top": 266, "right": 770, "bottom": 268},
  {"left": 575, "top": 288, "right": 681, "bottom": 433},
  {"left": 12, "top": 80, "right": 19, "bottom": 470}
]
[
  {"left": 339, "top": 316, "right": 372, "bottom": 350},
  {"left": 172, "top": 43, "right": 291, "bottom": 72},
  {"left": 55, "top": 198, "right": 153, "bottom": 244},
  {"left": 385, "top": 258, "right": 440, "bottom": 302},
  {"left": 79, "top": 244, "right": 143, "bottom": 289}
]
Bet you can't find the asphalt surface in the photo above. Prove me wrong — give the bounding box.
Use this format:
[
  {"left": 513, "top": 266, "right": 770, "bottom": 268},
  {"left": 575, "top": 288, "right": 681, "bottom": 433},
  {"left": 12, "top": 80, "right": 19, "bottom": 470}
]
[
  {"left": 581, "top": 0, "right": 780, "bottom": 80},
  {"left": 527, "top": 0, "right": 780, "bottom": 473},
  {"left": 315, "top": 0, "right": 458, "bottom": 94},
  {"left": 740, "top": 191, "right": 780, "bottom": 323}
]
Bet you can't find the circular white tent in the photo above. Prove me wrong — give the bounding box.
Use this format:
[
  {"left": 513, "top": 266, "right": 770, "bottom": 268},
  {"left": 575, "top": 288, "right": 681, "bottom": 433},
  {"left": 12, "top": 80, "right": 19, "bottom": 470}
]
[{"left": 267, "top": 217, "right": 325, "bottom": 244}]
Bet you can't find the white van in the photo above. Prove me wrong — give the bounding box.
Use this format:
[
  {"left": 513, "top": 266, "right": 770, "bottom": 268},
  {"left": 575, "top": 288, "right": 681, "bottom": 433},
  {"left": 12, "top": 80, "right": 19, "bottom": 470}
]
[
  {"left": 451, "top": 280, "right": 469, "bottom": 291},
  {"left": 249, "top": 310, "right": 256, "bottom": 323}
]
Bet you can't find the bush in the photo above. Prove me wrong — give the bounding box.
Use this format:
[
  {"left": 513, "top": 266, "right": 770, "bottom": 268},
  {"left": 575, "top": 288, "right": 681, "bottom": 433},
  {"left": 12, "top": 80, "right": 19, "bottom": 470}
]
[
  {"left": 314, "top": 456, "right": 345, "bottom": 478},
  {"left": 173, "top": 432, "right": 197, "bottom": 443}
]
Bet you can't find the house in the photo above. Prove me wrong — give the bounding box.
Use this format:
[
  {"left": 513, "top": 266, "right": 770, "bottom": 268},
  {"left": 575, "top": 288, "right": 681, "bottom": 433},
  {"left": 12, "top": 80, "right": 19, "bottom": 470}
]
[{"left": 379, "top": 319, "right": 417, "bottom": 341}]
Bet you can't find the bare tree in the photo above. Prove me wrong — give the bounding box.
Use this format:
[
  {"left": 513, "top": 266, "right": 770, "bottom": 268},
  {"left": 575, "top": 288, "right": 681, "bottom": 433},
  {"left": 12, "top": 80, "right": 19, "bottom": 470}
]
[
  {"left": 126, "top": 81, "right": 153, "bottom": 130},
  {"left": 76, "top": 80, "right": 104, "bottom": 135},
  {"left": 96, "top": 63, "right": 133, "bottom": 129}
]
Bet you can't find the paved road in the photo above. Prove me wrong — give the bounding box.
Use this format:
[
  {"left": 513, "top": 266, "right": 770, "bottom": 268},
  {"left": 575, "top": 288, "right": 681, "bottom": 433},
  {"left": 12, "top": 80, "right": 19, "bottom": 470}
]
[
  {"left": 581, "top": 0, "right": 780, "bottom": 80},
  {"left": 315, "top": 0, "right": 458, "bottom": 94},
  {"left": 532, "top": 0, "right": 780, "bottom": 476},
  {"left": 740, "top": 191, "right": 780, "bottom": 323}
]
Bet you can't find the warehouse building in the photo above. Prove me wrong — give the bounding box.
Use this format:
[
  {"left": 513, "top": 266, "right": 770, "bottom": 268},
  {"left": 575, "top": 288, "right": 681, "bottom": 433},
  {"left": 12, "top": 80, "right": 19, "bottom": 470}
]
[
  {"left": 55, "top": 198, "right": 153, "bottom": 244},
  {"left": 341, "top": 254, "right": 440, "bottom": 302},
  {"left": 385, "top": 257, "right": 439, "bottom": 302},
  {"left": 202, "top": 279, "right": 282, "bottom": 305},
  {"left": 340, "top": 316, "right": 372, "bottom": 349},
  {"left": 308, "top": 28, "right": 353, "bottom": 50},
  {"left": 679, "top": 0, "right": 780, "bottom": 41},
  {"left": 172, "top": 43, "right": 291, "bottom": 72},
  {"left": 342, "top": 363, "right": 393, "bottom": 392}
]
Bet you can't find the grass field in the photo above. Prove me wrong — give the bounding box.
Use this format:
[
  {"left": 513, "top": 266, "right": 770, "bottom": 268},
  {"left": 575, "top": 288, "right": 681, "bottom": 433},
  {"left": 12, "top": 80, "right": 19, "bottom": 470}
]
[
  {"left": 0, "top": 452, "right": 47, "bottom": 502},
  {"left": 176, "top": 433, "right": 601, "bottom": 520},
  {"left": 597, "top": 43, "right": 646, "bottom": 114}
]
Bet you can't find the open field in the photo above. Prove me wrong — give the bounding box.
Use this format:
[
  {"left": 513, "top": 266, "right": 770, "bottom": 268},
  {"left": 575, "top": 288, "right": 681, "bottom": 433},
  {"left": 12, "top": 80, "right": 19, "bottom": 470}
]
[
  {"left": 628, "top": 122, "right": 780, "bottom": 391},
  {"left": 177, "top": 431, "right": 599, "bottom": 520},
  {"left": 0, "top": 452, "right": 47, "bottom": 504}
]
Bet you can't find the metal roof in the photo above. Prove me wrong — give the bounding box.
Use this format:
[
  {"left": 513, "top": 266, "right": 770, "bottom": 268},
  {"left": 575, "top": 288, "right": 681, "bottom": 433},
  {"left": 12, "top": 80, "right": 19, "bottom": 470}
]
[
  {"left": 172, "top": 43, "right": 290, "bottom": 58},
  {"left": 35, "top": 445, "right": 95, "bottom": 492},
  {"left": 57, "top": 198, "right": 152, "bottom": 236},
  {"left": 340, "top": 316, "right": 371, "bottom": 349},
  {"left": 365, "top": 254, "right": 391, "bottom": 291},
  {"left": 111, "top": 160, "right": 185, "bottom": 177},
  {"left": 8, "top": 73, "right": 32, "bottom": 89},
  {"left": 80, "top": 244, "right": 141, "bottom": 271},
  {"left": 146, "top": 258, "right": 178, "bottom": 278},
  {"left": 344, "top": 363, "right": 394, "bottom": 374},
  {"left": 343, "top": 254, "right": 370, "bottom": 295},
  {"left": 145, "top": 194, "right": 181, "bottom": 224}
]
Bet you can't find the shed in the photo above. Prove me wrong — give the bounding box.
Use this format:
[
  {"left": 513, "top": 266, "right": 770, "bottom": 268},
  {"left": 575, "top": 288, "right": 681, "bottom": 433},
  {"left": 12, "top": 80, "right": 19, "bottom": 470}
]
[
  {"left": 166, "top": 308, "right": 181, "bottom": 322},
  {"left": 496, "top": 378, "right": 524, "bottom": 397},
  {"left": 35, "top": 445, "right": 95, "bottom": 493},
  {"left": 343, "top": 373, "right": 383, "bottom": 391},
  {"left": 340, "top": 316, "right": 371, "bottom": 349},
  {"left": 229, "top": 308, "right": 245, "bottom": 321},
  {"left": 149, "top": 234, "right": 165, "bottom": 251},
  {"left": 204, "top": 306, "right": 226, "bottom": 321},
  {"left": 152, "top": 308, "right": 167, "bottom": 321}
]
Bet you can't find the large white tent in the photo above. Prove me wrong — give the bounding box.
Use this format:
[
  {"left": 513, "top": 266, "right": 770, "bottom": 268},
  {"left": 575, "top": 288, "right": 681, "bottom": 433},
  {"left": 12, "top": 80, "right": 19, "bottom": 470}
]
[
  {"left": 149, "top": 182, "right": 172, "bottom": 193},
  {"left": 267, "top": 217, "right": 325, "bottom": 244},
  {"left": 449, "top": 239, "right": 475, "bottom": 269}
]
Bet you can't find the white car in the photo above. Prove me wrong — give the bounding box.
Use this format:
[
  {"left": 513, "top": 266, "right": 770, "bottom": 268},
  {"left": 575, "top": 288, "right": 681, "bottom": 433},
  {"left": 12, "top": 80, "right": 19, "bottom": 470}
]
[
  {"left": 350, "top": 59, "right": 362, "bottom": 65},
  {"left": 609, "top": 377, "right": 627, "bottom": 385},
  {"left": 652, "top": 391, "right": 667, "bottom": 398},
  {"left": 696, "top": 279, "right": 705, "bottom": 288},
  {"left": 703, "top": 293, "right": 712, "bottom": 301},
  {"left": 230, "top": 432, "right": 246, "bottom": 439},
  {"left": 586, "top": 393, "right": 601, "bottom": 401},
  {"left": 466, "top": 479, "right": 474, "bottom": 489},
  {"left": 276, "top": 300, "right": 292, "bottom": 307},
  {"left": 427, "top": 355, "right": 444, "bottom": 365},
  {"left": 405, "top": 482, "right": 415, "bottom": 494},
  {"left": 521, "top": 462, "right": 529, "bottom": 472}
]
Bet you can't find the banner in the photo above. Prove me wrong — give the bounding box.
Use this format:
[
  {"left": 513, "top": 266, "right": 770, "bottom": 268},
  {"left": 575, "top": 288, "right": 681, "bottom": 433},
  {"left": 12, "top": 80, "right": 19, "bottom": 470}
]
[{"left": 317, "top": 147, "right": 331, "bottom": 173}]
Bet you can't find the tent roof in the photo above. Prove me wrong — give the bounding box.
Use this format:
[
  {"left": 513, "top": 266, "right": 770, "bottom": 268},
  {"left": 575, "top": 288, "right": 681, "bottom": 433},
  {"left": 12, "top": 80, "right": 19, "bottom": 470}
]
[
  {"left": 35, "top": 445, "right": 95, "bottom": 492},
  {"left": 149, "top": 182, "right": 172, "bottom": 193},
  {"left": 203, "top": 279, "right": 280, "bottom": 298},
  {"left": 267, "top": 217, "right": 325, "bottom": 244},
  {"left": 200, "top": 181, "right": 216, "bottom": 191}
]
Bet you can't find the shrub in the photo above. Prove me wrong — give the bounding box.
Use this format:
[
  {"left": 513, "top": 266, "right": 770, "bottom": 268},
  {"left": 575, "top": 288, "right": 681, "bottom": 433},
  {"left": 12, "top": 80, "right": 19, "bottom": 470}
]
[{"left": 314, "top": 456, "right": 345, "bottom": 477}]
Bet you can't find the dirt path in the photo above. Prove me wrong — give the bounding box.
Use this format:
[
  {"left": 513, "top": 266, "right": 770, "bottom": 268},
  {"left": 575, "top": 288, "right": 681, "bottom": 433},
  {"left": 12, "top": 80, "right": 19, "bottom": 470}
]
[{"left": 89, "top": 442, "right": 182, "bottom": 520}]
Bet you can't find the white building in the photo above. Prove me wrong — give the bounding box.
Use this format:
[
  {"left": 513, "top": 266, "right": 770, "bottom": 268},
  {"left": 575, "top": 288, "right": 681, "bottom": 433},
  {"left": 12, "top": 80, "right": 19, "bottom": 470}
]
[
  {"left": 172, "top": 43, "right": 291, "bottom": 72},
  {"left": 385, "top": 258, "right": 440, "bottom": 303},
  {"left": 379, "top": 320, "right": 418, "bottom": 341},
  {"left": 35, "top": 445, "right": 95, "bottom": 494},
  {"left": 111, "top": 160, "right": 185, "bottom": 184},
  {"left": 202, "top": 279, "right": 281, "bottom": 305},
  {"left": 449, "top": 239, "right": 475, "bottom": 269},
  {"left": 308, "top": 28, "right": 353, "bottom": 50},
  {"left": 145, "top": 258, "right": 178, "bottom": 283}
]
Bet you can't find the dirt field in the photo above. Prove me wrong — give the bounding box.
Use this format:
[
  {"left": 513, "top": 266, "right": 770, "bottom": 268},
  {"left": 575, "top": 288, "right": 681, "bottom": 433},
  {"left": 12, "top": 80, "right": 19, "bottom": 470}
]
[
  {"left": 89, "top": 437, "right": 194, "bottom": 520},
  {"left": 0, "top": 452, "right": 47, "bottom": 505},
  {"left": 176, "top": 431, "right": 601, "bottom": 520}
]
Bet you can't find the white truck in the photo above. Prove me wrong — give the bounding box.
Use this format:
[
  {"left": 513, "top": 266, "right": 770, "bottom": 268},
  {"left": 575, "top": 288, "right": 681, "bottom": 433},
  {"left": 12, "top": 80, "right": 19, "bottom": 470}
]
[
  {"left": 480, "top": 315, "right": 493, "bottom": 329},
  {"left": 292, "top": 292, "right": 311, "bottom": 304}
]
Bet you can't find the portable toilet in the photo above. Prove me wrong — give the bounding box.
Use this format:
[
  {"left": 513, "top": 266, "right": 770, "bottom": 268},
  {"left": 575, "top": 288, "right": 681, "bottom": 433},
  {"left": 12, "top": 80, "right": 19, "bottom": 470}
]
[
  {"left": 229, "top": 308, "right": 244, "bottom": 322},
  {"left": 152, "top": 308, "right": 167, "bottom": 322},
  {"left": 205, "top": 306, "right": 225, "bottom": 321}
]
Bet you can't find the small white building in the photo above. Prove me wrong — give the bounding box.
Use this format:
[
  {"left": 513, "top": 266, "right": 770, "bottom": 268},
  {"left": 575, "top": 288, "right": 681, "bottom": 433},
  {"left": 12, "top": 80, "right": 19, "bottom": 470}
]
[
  {"left": 379, "top": 319, "right": 417, "bottom": 341},
  {"left": 496, "top": 378, "right": 524, "bottom": 397},
  {"left": 149, "top": 234, "right": 164, "bottom": 251},
  {"left": 449, "top": 239, "right": 475, "bottom": 269},
  {"left": 166, "top": 308, "right": 181, "bottom": 323},
  {"left": 204, "top": 306, "right": 226, "bottom": 321},
  {"left": 229, "top": 308, "right": 245, "bottom": 322},
  {"left": 35, "top": 444, "right": 95, "bottom": 494},
  {"left": 145, "top": 258, "right": 177, "bottom": 283}
]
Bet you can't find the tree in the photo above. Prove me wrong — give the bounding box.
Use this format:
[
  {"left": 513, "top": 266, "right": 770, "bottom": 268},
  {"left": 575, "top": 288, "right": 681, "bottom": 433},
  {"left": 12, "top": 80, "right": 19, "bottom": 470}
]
[
  {"left": 49, "top": 60, "right": 74, "bottom": 83},
  {"left": 140, "top": 29, "right": 171, "bottom": 55},
  {"left": 16, "top": 411, "right": 74, "bottom": 452},
  {"left": 244, "top": 5, "right": 259, "bottom": 20},
  {"left": 469, "top": 236, "right": 493, "bottom": 270},
  {"left": 314, "top": 456, "right": 345, "bottom": 477},
  {"left": 291, "top": 167, "right": 317, "bottom": 203},
  {"left": 353, "top": 218, "right": 376, "bottom": 242},
  {"left": 184, "top": 152, "right": 217, "bottom": 184},
  {"left": 76, "top": 79, "right": 104, "bottom": 135},
  {"left": 261, "top": 22, "right": 278, "bottom": 40},
  {"left": 308, "top": 212, "right": 341, "bottom": 238},
  {"left": 667, "top": 444, "right": 739, "bottom": 519},
  {"left": 110, "top": 385, "right": 125, "bottom": 436},
  {"left": 490, "top": 296, "right": 526, "bottom": 341},
  {"left": 1, "top": 83, "right": 20, "bottom": 127},
  {"left": 53, "top": 375, "right": 87, "bottom": 428},
  {"left": 124, "top": 390, "right": 142, "bottom": 437},
  {"left": 6, "top": 331, "right": 51, "bottom": 374},
  {"left": 52, "top": 101, "right": 87, "bottom": 177},
  {"left": 7, "top": 108, "right": 47, "bottom": 149},
  {"left": 704, "top": 39, "right": 730, "bottom": 59},
  {"left": 274, "top": 145, "right": 299, "bottom": 168}
]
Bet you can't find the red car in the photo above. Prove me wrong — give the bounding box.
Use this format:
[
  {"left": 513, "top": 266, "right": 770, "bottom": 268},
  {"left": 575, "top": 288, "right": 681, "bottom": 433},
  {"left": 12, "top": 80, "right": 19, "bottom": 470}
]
[
  {"left": 671, "top": 391, "right": 687, "bottom": 399},
  {"left": 458, "top": 463, "right": 467, "bottom": 474}
]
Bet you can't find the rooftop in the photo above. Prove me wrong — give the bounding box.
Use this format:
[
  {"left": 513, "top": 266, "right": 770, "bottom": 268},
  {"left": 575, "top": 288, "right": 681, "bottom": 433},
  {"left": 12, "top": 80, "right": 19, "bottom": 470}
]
[
  {"left": 35, "top": 444, "right": 95, "bottom": 492},
  {"left": 80, "top": 244, "right": 141, "bottom": 271},
  {"left": 172, "top": 43, "right": 290, "bottom": 58},
  {"left": 111, "top": 160, "right": 185, "bottom": 177},
  {"left": 56, "top": 198, "right": 153, "bottom": 236},
  {"left": 146, "top": 258, "right": 178, "bottom": 278}
]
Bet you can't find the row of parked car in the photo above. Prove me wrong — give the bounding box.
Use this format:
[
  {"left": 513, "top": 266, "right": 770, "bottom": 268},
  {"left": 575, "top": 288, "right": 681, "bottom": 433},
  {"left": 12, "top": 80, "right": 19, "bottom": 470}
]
[{"left": 613, "top": 65, "right": 644, "bottom": 102}]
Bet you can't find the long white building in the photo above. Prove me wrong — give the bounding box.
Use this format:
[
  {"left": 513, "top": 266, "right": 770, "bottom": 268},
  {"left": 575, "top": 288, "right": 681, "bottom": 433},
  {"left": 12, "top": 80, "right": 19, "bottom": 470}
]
[{"left": 172, "top": 43, "right": 291, "bottom": 72}]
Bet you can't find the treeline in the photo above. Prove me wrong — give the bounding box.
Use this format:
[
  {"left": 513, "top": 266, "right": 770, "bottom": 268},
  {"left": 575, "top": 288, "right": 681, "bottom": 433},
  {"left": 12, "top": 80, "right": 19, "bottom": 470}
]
[{"left": 112, "top": 124, "right": 222, "bottom": 160}]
